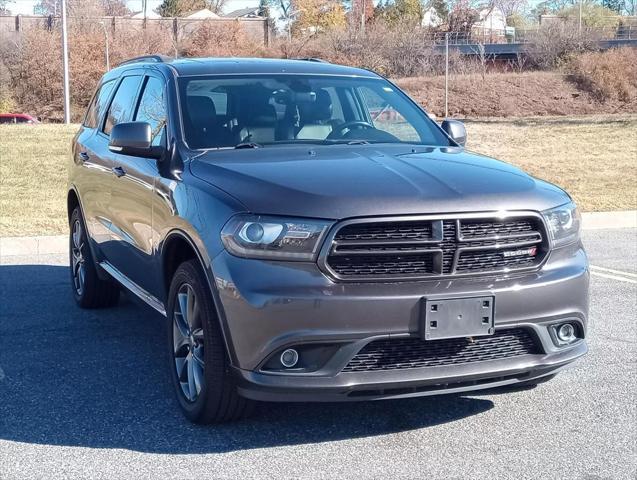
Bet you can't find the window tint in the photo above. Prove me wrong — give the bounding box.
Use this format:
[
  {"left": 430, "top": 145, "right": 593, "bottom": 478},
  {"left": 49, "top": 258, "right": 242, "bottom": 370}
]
[
  {"left": 134, "top": 76, "right": 167, "bottom": 147},
  {"left": 210, "top": 91, "right": 228, "bottom": 115},
  {"left": 358, "top": 86, "right": 420, "bottom": 143},
  {"left": 178, "top": 75, "right": 450, "bottom": 149},
  {"left": 84, "top": 80, "right": 115, "bottom": 129},
  {"left": 103, "top": 75, "right": 142, "bottom": 135}
]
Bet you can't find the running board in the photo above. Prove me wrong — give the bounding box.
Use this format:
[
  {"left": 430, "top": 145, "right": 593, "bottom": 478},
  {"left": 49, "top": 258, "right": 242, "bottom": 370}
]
[{"left": 99, "top": 261, "right": 166, "bottom": 316}]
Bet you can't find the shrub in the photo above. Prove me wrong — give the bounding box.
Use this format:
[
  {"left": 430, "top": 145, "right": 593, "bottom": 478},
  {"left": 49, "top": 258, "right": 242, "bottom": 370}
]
[
  {"left": 293, "top": 22, "right": 441, "bottom": 77},
  {"left": 0, "top": 86, "right": 16, "bottom": 113},
  {"left": 566, "top": 47, "right": 637, "bottom": 102},
  {"left": 180, "top": 20, "right": 263, "bottom": 58},
  {"left": 524, "top": 22, "right": 600, "bottom": 69},
  {"left": 0, "top": 21, "right": 175, "bottom": 121}
]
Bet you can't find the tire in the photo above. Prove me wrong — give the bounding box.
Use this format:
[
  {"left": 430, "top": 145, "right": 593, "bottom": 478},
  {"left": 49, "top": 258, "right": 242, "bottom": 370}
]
[
  {"left": 69, "top": 207, "right": 119, "bottom": 308},
  {"left": 167, "top": 259, "right": 253, "bottom": 424}
]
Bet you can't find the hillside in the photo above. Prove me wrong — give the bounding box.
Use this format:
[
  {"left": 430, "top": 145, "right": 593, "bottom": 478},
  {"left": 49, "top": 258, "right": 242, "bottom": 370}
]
[{"left": 396, "top": 72, "right": 637, "bottom": 118}]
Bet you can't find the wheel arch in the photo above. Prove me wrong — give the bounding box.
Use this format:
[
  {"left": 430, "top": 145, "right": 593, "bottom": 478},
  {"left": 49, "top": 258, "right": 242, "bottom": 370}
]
[
  {"left": 160, "top": 229, "right": 239, "bottom": 366},
  {"left": 67, "top": 187, "right": 80, "bottom": 223}
]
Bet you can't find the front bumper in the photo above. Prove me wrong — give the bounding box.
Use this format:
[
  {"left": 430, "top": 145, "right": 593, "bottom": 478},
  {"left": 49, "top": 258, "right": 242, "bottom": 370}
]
[{"left": 211, "top": 242, "right": 589, "bottom": 402}]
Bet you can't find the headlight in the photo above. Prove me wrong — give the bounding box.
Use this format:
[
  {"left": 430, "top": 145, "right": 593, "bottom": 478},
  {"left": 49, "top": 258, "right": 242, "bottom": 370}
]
[
  {"left": 221, "top": 214, "right": 332, "bottom": 260},
  {"left": 542, "top": 201, "right": 581, "bottom": 247}
]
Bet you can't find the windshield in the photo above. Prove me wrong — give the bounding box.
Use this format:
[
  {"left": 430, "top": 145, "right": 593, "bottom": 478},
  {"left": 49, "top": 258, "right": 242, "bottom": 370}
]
[{"left": 178, "top": 75, "right": 452, "bottom": 149}]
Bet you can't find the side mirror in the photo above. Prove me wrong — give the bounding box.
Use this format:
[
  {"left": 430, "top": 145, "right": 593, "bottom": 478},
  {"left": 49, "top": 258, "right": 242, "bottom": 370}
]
[
  {"left": 441, "top": 119, "right": 467, "bottom": 147},
  {"left": 109, "top": 122, "right": 163, "bottom": 159}
]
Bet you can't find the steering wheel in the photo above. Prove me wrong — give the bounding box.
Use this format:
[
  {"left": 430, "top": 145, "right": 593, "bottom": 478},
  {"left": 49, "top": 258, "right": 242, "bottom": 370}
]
[{"left": 329, "top": 121, "right": 375, "bottom": 139}]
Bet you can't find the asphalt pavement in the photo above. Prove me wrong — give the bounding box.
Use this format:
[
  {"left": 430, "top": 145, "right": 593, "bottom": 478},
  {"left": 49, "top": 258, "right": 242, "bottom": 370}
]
[{"left": 0, "top": 228, "right": 635, "bottom": 479}]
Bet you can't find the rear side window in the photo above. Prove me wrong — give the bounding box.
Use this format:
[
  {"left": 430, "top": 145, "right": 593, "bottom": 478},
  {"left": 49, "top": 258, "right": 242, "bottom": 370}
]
[
  {"left": 134, "top": 76, "right": 167, "bottom": 147},
  {"left": 103, "top": 75, "right": 142, "bottom": 135},
  {"left": 84, "top": 80, "right": 115, "bottom": 129}
]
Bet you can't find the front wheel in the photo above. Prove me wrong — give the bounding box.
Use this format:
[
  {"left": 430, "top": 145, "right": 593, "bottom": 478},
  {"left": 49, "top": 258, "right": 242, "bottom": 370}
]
[{"left": 167, "top": 259, "right": 253, "bottom": 424}]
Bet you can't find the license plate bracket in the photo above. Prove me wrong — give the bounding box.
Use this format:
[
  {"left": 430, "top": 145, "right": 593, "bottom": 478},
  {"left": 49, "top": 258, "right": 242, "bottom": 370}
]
[{"left": 422, "top": 296, "right": 495, "bottom": 340}]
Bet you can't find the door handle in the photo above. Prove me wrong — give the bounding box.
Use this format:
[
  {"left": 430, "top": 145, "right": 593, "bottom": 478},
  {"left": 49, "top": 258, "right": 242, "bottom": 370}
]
[
  {"left": 112, "top": 166, "right": 126, "bottom": 178},
  {"left": 79, "top": 151, "right": 90, "bottom": 161}
]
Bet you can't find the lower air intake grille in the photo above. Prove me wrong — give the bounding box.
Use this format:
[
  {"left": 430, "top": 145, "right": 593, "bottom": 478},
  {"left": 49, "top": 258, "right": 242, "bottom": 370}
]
[{"left": 341, "top": 328, "right": 540, "bottom": 372}]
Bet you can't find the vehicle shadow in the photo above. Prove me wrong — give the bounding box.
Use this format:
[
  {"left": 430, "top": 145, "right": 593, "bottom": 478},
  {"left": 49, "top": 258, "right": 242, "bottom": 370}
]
[{"left": 0, "top": 264, "right": 494, "bottom": 454}]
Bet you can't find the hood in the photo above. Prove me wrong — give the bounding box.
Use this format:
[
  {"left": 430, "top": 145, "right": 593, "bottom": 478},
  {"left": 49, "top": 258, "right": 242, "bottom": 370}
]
[{"left": 189, "top": 145, "right": 569, "bottom": 219}]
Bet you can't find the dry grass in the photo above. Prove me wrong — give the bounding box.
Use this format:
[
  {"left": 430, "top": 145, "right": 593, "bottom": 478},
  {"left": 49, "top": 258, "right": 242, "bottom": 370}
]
[
  {"left": 396, "top": 72, "right": 637, "bottom": 118},
  {"left": 466, "top": 115, "right": 637, "bottom": 212},
  {"left": 0, "top": 124, "right": 77, "bottom": 237},
  {"left": 0, "top": 117, "right": 635, "bottom": 237}
]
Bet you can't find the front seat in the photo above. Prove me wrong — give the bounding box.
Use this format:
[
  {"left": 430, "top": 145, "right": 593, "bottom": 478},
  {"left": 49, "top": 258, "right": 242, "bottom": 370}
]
[
  {"left": 296, "top": 89, "right": 335, "bottom": 140},
  {"left": 185, "top": 95, "right": 234, "bottom": 148},
  {"left": 235, "top": 100, "right": 278, "bottom": 144}
]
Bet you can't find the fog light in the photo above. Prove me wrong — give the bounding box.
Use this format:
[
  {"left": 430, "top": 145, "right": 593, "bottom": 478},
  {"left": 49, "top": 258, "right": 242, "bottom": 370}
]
[
  {"left": 557, "top": 323, "right": 577, "bottom": 343},
  {"left": 280, "top": 349, "right": 299, "bottom": 368}
]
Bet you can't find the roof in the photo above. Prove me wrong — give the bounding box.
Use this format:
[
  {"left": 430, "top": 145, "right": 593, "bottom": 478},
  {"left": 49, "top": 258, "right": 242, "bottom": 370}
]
[
  {"left": 185, "top": 8, "right": 220, "bottom": 19},
  {"left": 224, "top": 7, "right": 262, "bottom": 18},
  {"left": 129, "top": 10, "right": 162, "bottom": 19},
  {"left": 164, "top": 57, "right": 380, "bottom": 78}
]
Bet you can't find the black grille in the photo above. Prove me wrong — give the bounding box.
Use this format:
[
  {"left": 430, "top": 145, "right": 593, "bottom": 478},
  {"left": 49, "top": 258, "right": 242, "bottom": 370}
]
[
  {"left": 329, "top": 254, "right": 435, "bottom": 277},
  {"left": 325, "top": 216, "right": 547, "bottom": 280},
  {"left": 334, "top": 221, "right": 434, "bottom": 242},
  {"left": 456, "top": 250, "right": 537, "bottom": 273},
  {"left": 460, "top": 219, "right": 535, "bottom": 239},
  {"left": 342, "top": 329, "right": 540, "bottom": 372}
]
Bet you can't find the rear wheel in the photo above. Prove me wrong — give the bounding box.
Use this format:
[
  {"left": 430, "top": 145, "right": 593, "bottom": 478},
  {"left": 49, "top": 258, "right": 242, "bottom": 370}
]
[
  {"left": 69, "top": 207, "right": 119, "bottom": 308},
  {"left": 167, "top": 259, "right": 253, "bottom": 424}
]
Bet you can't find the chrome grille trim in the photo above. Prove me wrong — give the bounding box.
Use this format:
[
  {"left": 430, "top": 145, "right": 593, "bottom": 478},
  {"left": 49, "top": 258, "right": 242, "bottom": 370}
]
[{"left": 318, "top": 211, "right": 550, "bottom": 282}]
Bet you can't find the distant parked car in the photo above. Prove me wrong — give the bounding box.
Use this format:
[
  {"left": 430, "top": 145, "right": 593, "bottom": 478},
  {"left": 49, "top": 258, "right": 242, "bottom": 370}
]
[{"left": 0, "top": 113, "right": 40, "bottom": 124}]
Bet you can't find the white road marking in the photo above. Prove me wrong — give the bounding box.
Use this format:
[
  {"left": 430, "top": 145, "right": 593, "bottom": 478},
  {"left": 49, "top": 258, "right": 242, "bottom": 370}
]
[
  {"left": 590, "top": 269, "right": 637, "bottom": 284},
  {"left": 590, "top": 265, "right": 637, "bottom": 279}
]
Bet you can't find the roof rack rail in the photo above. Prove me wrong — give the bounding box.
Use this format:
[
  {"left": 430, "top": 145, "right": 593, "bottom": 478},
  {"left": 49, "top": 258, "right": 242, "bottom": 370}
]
[
  {"left": 295, "top": 57, "right": 329, "bottom": 63},
  {"left": 118, "top": 55, "right": 173, "bottom": 67}
]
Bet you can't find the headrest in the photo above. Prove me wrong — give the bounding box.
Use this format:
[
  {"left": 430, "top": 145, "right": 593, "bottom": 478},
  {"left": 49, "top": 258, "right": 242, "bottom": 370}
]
[
  {"left": 239, "top": 99, "right": 277, "bottom": 127},
  {"left": 299, "top": 89, "right": 332, "bottom": 123},
  {"left": 186, "top": 95, "right": 217, "bottom": 126}
]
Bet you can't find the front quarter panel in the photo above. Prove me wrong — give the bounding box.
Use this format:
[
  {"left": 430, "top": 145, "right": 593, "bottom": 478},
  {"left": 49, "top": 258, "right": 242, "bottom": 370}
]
[{"left": 153, "top": 167, "right": 247, "bottom": 294}]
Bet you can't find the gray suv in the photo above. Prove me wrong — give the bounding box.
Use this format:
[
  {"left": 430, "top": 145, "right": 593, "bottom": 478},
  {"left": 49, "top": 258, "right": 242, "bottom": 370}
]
[{"left": 68, "top": 56, "right": 589, "bottom": 423}]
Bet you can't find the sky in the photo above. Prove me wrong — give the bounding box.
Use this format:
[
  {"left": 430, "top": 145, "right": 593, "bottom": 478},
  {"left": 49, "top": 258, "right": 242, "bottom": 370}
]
[{"left": 6, "top": 0, "right": 259, "bottom": 15}]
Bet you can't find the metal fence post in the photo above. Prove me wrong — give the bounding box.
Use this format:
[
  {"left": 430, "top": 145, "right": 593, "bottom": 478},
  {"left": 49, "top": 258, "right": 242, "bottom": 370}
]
[
  {"left": 61, "top": 0, "right": 71, "bottom": 124},
  {"left": 445, "top": 32, "right": 449, "bottom": 119}
]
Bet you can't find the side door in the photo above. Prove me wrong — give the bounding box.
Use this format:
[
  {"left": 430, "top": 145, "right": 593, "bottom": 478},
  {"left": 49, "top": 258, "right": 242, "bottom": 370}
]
[
  {"left": 73, "top": 79, "right": 117, "bottom": 253},
  {"left": 96, "top": 73, "right": 144, "bottom": 267},
  {"left": 107, "top": 73, "right": 168, "bottom": 298}
]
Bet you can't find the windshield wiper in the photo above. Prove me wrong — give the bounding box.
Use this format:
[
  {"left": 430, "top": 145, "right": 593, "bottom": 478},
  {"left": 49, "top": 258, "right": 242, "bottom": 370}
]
[{"left": 234, "top": 142, "right": 262, "bottom": 149}]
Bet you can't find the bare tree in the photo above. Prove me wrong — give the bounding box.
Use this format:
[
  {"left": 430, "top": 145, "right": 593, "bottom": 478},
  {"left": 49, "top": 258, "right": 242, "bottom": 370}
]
[
  {"left": 0, "top": 0, "right": 14, "bottom": 15},
  {"left": 206, "top": 0, "right": 228, "bottom": 14},
  {"left": 33, "top": 0, "right": 129, "bottom": 16},
  {"left": 493, "top": 0, "right": 528, "bottom": 19}
]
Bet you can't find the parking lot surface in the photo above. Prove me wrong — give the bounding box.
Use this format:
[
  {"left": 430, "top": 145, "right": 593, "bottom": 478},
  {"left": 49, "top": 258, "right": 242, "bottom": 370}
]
[{"left": 1, "top": 228, "right": 635, "bottom": 479}]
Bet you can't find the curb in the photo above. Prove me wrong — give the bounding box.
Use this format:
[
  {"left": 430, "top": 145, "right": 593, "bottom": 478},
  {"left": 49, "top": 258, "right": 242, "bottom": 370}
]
[
  {"left": 1, "top": 211, "right": 635, "bottom": 258},
  {"left": 580, "top": 210, "right": 637, "bottom": 230},
  {"left": 0, "top": 234, "right": 68, "bottom": 257}
]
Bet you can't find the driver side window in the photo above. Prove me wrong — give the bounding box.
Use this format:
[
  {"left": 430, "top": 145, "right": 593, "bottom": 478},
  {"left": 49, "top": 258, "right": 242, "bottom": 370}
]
[{"left": 358, "top": 86, "right": 420, "bottom": 142}]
